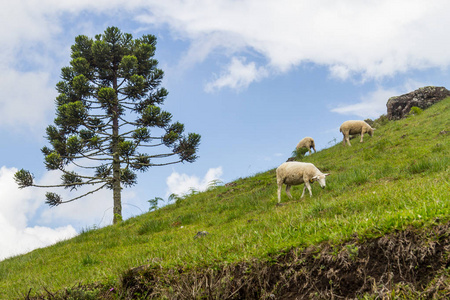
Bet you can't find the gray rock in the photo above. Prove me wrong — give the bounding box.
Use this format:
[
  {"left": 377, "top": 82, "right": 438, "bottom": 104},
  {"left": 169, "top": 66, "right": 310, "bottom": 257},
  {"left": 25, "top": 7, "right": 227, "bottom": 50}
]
[
  {"left": 194, "top": 231, "right": 209, "bottom": 239},
  {"left": 386, "top": 86, "right": 450, "bottom": 120}
]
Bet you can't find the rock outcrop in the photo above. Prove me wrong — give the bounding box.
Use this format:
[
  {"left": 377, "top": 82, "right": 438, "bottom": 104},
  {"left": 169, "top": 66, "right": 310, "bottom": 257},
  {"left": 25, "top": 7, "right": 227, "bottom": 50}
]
[{"left": 386, "top": 86, "right": 450, "bottom": 120}]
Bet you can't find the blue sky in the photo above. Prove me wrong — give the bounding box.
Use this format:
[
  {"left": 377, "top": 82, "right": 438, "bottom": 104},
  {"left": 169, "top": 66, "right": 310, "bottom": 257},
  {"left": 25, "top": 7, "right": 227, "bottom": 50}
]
[{"left": 1, "top": 0, "right": 450, "bottom": 260}]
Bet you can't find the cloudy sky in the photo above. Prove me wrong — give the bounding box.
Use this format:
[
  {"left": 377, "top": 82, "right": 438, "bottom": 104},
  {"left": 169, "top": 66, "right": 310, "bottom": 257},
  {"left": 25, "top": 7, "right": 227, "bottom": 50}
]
[{"left": 1, "top": 0, "right": 450, "bottom": 260}]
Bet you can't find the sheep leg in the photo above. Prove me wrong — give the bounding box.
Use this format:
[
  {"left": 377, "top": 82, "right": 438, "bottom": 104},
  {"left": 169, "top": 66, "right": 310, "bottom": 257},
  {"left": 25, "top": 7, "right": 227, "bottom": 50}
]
[
  {"left": 342, "top": 133, "right": 351, "bottom": 146},
  {"left": 304, "top": 181, "right": 313, "bottom": 197},
  {"left": 346, "top": 135, "right": 352, "bottom": 146},
  {"left": 301, "top": 185, "right": 306, "bottom": 198},
  {"left": 285, "top": 185, "right": 293, "bottom": 199},
  {"left": 277, "top": 183, "right": 282, "bottom": 203},
  {"left": 360, "top": 132, "right": 364, "bottom": 143}
]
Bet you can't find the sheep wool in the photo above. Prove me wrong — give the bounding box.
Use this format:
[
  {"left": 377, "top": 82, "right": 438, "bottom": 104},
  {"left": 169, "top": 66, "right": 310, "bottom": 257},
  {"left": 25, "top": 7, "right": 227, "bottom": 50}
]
[
  {"left": 276, "top": 162, "right": 329, "bottom": 203},
  {"left": 339, "top": 120, "right": 375, "bottom": 146},
  {"left": 296, "top": 137, "right": 316, "bottom": 155}
]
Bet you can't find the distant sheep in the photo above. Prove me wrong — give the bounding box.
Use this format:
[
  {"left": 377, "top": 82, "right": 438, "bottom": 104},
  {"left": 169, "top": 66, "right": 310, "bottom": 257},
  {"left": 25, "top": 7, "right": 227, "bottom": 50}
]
[
  {"left": 296, "top": 137, "right": 316, "bottom": 155},
  {"left": 339, "top": 120, "right": 375, "bottom": 146},
  {"left": 276, "top": 162, "right": 329, "bottom": 203}
]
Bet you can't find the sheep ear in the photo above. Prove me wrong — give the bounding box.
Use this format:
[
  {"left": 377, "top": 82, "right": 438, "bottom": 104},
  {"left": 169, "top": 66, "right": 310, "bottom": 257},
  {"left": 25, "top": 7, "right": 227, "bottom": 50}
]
[
  {"left": 324, "top": 173, "right": 330, "bottom": 176},
  {"left": 310, "top": 175, "right": 318, "bottom": 182}
]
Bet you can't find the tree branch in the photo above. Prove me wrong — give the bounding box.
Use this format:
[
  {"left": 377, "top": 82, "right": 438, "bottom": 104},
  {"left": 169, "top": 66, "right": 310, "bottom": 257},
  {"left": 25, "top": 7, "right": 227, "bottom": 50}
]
[{"left": 58, "top": 183, "right": 109, "bottom": 204}]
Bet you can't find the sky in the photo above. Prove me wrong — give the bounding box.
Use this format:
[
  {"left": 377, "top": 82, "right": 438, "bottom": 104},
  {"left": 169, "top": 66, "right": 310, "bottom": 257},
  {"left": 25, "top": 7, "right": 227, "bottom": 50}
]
[{"left": 1, "top": 0, "right": 450, "bottom": 261}]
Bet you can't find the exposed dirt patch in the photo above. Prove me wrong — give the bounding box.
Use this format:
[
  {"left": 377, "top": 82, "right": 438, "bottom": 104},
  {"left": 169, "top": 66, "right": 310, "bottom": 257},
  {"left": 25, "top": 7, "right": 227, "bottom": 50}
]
[
  {"left": 121, "top": 223, "right": 450, "bottom": 299},
  {"left": 28, "top": 222, "right": 450, "bottom": 299}
]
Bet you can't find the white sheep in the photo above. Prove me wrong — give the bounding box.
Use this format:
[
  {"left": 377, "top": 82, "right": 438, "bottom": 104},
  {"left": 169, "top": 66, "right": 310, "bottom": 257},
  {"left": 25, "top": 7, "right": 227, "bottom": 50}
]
[
  {"left": 276, "top": 162, "right": 329, "bottom": 203},
  {"left": 339, "top": 120, "right": 375, "bottom": 146},
  {"left": 296, "top": 137, "right": 316, "bottom": 155}
]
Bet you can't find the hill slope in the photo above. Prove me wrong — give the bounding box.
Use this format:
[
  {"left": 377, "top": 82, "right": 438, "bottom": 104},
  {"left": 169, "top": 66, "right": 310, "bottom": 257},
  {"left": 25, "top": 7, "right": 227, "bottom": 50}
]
[{"left": 1, "top": 98, "right": 449, "bottom": 299}]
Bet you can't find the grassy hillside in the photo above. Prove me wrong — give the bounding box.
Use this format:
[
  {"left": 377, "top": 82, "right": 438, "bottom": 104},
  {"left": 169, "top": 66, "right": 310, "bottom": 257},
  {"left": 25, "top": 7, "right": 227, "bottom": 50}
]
[{"left": 1, "top": 98, "right": 449, "bottom": 299}]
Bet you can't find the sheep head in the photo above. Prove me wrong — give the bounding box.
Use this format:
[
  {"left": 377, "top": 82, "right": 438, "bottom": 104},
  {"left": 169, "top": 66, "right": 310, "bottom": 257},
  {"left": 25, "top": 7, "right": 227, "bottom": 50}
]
[{"left": 311, "top": 173, "right": 330, "bottom": 188}]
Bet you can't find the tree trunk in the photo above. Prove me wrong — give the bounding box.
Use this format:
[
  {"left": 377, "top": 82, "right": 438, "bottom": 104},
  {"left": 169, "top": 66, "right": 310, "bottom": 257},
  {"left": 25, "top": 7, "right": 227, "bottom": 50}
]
[
  {"left": 112, "top": 75, "right": 122, "bottom": 224},
  {"left": 112, "top": 151, "right": 122, "bottom": 224}
]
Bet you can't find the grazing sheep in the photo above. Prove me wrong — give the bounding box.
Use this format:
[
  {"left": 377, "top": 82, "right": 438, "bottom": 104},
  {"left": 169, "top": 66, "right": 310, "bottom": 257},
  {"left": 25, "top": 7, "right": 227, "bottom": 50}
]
[
  {"left": 339, "top": 120, "right": 375, "bottom": 146},
  {"left": 296, "top": 137, "right": 316, "bottom": 155},
  {"left": 276, "top": 162, "right": 329, "bottom": 203}
]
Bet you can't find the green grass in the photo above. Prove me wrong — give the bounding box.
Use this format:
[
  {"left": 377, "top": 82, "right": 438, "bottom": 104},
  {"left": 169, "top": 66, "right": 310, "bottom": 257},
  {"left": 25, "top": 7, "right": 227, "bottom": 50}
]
[{"left": 1, "top": 98, "right": 449, "bottom": 299}]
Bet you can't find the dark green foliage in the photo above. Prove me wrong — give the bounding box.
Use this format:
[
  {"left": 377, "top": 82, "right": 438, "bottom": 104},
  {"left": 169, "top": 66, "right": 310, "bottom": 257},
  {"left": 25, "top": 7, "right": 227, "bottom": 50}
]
[
  {"left": 148, "top": 197, "right": 163, "bottom": 212},
  {"left": 14, "top": 27, "right": 201, "bottom": 223},
  {"left": 45, "top": 192, "right": 62, "bottom": 207},
  {"left": 13, "top": 169, "right": 34, "bottom": 188},
  {"left": 61, "top": 171, "right": 83, "bottom": 191},
  {"left": 291, "top": 147, "right": 309, "bottom": 160},
  {"left": 364, "top": 118, "right": 374, "bottom": 127},
  {"left": 44, "top": 152, "right": 63, "bottom": 170},
  {"left": 372, "top": 114, "right": 389, "bottom": 128},
  {"left": 409, "top": 106, "right": 424, "bottom": 116}
]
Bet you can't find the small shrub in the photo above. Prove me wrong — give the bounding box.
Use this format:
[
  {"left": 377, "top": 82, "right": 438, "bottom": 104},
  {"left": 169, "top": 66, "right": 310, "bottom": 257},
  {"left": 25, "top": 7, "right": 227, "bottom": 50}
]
[
  {"left": 372, "top": 114, "right": 389, "bottom": 128},
  {"left": 364, "top": 118, "right": 374, "bottom": 127},
  {"left": 409, "top": 106, "right": 423, "bottom": 116},
  {"left": 292, "top": 147, "right": 309, "bottom": 160}
]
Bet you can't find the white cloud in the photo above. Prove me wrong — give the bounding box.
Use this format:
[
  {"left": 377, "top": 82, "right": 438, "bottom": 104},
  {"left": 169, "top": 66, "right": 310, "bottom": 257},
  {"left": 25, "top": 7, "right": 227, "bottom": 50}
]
[
  {"left": 0, "top": 218, "right": 77, "bottom": 261},
  {"left": 329, "top": 65, "right": 351, "bottom": 81},
  {"left": 166, "top": 166, "right": 223, "bottom": 197},
  {"left": 331, "top": 87, "right": 400, "bottom": 119},
  {"left": 134, "top": 0, "right": 450, "bottom": 86},
  {"left": 0, "top": 166, "right": 77, "bottom": 261},
  {"left": 205, "top": 57, "right": 269, "bottom": 92},
  {"left": 0, "top": 164, "right": 140, "bottom": 261},
  {"left": 2, "top": 0, "right": 450, "bottom": 97}
]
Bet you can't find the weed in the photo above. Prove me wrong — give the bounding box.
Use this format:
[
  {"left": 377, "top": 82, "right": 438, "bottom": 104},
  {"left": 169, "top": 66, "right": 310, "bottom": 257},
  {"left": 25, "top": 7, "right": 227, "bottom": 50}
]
[
  {"left": 148, "top": 197, "right": 163, "bottom": 212},
  {"left": 137, "top": 219, "right": 169, "bottom": 235},
  {"left": 344, "top": 244, "right": 359, "bottom": 260},
  {"left": 81, "top": 254, "right": 98, "bottom": 266}
]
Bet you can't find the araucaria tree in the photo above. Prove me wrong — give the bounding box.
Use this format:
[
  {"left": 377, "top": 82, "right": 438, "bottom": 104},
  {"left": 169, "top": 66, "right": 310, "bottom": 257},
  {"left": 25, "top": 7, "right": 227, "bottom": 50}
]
[{"left": 14, "top": 27, "right": 200, "bottom": 224}]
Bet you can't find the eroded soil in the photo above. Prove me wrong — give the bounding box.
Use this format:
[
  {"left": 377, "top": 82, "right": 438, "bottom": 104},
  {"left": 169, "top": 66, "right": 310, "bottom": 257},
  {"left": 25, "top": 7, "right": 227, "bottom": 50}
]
[{"left": 29, "top": 222, "right": 450, "bottom": 299}]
